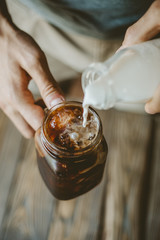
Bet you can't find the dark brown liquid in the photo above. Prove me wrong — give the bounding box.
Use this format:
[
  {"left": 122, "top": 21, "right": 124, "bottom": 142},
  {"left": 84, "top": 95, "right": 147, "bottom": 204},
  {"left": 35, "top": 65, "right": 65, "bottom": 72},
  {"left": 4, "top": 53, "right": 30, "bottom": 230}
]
[
  {"left": 36, "top": 104, "right": 108, "bottom": 200},
  {"left": 45, "top": 105, "right": 98, "bottom": 151}
]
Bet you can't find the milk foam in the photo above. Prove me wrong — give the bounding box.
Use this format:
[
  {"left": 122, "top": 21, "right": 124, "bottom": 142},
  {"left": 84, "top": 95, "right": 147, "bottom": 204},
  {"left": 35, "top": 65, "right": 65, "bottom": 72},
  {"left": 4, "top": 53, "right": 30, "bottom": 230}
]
[{"left": 59, "top": 113, "right": 98, "bottom": 149}]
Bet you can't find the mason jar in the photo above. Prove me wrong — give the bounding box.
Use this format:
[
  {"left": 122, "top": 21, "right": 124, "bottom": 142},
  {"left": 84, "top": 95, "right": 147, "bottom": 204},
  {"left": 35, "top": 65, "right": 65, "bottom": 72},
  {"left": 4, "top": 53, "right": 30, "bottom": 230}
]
[{"left": 35, "top": 101, "right": 108, "bottom": 200}]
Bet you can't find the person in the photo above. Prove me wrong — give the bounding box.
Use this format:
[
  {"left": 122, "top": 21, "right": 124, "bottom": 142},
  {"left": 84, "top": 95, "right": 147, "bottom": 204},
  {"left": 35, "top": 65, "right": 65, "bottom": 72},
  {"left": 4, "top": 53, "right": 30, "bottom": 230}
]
[{"left": 0, "top": 0, "right": 160, "bottom": 138}]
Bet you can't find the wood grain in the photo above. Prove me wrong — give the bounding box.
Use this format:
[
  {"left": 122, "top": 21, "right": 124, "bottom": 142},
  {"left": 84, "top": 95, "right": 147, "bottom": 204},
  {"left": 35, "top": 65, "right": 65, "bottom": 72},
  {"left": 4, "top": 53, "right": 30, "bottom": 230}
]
[
  {"left": 102, "top": 110, "right": 152, "bottom": 240},
  {"left": 0, "top": 111, "right": 23, "bottom": 227},
  {"left": 0, "top": 108, "right": 160, "bottom": 240},
  {"left": 0, "top": 137, "right": 55, "bottom": 240},
  {"left": 146, "top": 115, "right": 160, "bottom": 240}
]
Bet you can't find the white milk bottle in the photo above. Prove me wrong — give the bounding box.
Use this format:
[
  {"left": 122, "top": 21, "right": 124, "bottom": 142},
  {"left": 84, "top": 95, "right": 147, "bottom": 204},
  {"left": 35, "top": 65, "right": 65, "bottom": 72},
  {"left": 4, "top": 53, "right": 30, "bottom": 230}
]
[{"left": 82, "top": 39, "right": 160, "bottom": 123}]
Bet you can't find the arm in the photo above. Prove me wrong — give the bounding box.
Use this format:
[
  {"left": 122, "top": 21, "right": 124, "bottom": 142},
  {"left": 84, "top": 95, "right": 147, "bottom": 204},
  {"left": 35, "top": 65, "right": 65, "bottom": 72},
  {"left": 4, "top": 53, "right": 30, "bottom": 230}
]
[
  {"left": 0, "top": 1, "right": 64, "bottom": 138},
  {"left": 120, "top": 0, "right": 160, "bottom": 114}
]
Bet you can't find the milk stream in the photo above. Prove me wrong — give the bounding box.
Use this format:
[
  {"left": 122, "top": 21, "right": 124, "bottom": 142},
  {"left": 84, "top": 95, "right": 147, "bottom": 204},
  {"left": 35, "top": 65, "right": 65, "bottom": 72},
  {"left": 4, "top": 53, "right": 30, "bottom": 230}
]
[
  {"left": 82, "top": 39, "right": 160, "bottom": 126},
  {"left": 82, "top": 103, "right": 89, "bottom": 127}
]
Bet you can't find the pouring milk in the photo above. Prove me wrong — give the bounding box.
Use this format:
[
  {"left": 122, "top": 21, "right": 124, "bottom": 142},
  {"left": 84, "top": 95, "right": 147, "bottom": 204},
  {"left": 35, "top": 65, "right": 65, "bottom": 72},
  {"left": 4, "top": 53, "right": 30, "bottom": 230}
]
[{"left": 82, "top": 39, "right": 160, "bottom": 126}]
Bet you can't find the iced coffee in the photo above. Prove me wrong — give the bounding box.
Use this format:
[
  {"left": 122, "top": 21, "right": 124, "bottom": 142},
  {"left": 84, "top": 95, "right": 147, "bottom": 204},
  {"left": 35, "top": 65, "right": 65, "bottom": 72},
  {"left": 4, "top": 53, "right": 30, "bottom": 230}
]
[{"left": 35, "top": 101, "right": 107, "bottom": 200}]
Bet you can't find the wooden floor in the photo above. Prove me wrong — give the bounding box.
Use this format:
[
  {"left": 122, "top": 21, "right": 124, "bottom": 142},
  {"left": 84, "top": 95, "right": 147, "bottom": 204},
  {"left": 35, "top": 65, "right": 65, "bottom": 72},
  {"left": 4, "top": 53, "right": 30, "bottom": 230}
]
[{"left": 0, "top": 101, "right": 160, "bottom": 239}]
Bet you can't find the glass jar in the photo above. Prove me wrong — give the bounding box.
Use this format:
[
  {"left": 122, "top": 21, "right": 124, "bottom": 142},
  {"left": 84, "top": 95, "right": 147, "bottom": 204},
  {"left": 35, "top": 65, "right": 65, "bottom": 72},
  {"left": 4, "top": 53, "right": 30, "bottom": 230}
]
[{"left": 35, "top": 101, "right": 108, "bottom": 200}]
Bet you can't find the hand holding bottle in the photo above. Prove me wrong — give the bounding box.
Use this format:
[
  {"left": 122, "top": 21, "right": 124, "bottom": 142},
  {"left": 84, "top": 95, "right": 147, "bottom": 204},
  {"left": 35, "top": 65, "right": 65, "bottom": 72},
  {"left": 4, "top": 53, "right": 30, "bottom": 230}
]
[{"left": 121, "top": 0, "right": 160, "bottom": 114}]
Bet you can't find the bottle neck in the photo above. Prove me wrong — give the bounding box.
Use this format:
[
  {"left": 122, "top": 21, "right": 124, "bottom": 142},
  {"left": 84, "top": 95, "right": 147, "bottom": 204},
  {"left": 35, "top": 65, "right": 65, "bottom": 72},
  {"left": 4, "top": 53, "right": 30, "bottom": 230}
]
[{"left": 83, "top": 72, "right": 117, "bottom": 110}]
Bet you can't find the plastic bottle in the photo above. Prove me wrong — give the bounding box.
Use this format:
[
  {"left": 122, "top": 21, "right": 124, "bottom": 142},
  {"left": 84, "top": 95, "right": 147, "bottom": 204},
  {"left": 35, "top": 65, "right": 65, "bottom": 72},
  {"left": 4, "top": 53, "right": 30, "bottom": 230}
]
[{"left": 82, "top": 39, "right": 160, "bottom": 111}]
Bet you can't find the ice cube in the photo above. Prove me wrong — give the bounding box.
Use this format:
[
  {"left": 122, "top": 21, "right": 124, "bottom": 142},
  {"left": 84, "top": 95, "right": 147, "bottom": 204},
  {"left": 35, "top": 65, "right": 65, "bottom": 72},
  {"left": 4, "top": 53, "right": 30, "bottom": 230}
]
[{"left": 69, "top": 132, "right": 79, "bottom": 140}]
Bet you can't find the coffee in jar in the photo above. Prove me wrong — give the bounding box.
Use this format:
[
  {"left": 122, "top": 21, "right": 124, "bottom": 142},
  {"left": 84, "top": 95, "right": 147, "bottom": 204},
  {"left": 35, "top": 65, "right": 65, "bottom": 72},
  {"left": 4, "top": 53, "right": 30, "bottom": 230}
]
[{"left": 35, "top": 101, "right": 107, "bottom": 200}]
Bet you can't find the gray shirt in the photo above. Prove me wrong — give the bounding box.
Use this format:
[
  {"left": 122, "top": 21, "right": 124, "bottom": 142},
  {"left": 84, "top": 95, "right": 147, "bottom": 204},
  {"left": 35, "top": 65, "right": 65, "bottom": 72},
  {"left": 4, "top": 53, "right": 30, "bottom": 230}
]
[{"left": 20, "top": 0, "right": 154, "bottom": 39}]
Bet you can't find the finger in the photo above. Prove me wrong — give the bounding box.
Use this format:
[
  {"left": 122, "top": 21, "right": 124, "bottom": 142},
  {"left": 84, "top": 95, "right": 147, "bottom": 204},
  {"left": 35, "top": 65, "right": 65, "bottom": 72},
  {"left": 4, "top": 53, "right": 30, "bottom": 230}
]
[
  {"left": 22, "top": 51, "right": 65, "bottom": 109},
  {"left": 2, "top": 106, "right": 34, "bottom": 138},
  {"left": 16, "top": 89, "right": 45, "bottom": 131},
  {"left": 145, "top": 84, "right": 160, "bottom": 114},
  {"left": 4, "top": 66, "right": 45, "bottom": 131},
  {"left": 122, "top": 0, "right": 160, "bottom": 47}
]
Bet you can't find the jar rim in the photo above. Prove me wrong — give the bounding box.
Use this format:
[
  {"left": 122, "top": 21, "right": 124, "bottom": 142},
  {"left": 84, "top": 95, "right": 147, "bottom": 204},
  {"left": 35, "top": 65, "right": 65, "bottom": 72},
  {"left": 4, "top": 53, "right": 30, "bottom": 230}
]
[{"left": 41, "top": 101, "right": 103, "bottom": 157}]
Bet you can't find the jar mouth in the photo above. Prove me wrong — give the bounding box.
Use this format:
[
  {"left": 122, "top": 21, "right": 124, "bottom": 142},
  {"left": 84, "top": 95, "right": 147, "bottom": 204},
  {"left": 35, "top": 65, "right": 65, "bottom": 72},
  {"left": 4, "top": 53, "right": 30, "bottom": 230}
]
[{"left": 41, "top": 101, "right": 103, "bottom": 157}]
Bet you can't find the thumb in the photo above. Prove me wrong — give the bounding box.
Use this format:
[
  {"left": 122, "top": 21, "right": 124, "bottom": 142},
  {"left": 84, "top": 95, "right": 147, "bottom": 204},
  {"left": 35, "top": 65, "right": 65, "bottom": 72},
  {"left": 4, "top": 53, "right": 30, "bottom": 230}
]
[
  {"left": 122, "top": 0, "right": 160, "bottom": 48},
  {"left": 145, "top": 84, "right": 160, "bottom": 114},
  {"left": 26, "top": 52, "right": 65, "bottom": 109}
]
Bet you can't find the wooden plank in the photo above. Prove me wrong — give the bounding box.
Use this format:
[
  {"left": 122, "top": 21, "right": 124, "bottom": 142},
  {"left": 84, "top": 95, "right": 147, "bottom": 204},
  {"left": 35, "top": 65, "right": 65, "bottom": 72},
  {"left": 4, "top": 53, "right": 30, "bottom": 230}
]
[
  {"left": 0, "top": 138, "right": 56, "bottom": 240},
  {"left": 146, "top": 115, "right": 160, "bottom": 240},
  {"left": 0, "top": 111, "right": 22, "bottom": 227},
  {"left": 0, "top": 105, "right": 157, "bottom": 240},
  {"left": 102, "top": 109, "right": 152, "bottom": 240}
]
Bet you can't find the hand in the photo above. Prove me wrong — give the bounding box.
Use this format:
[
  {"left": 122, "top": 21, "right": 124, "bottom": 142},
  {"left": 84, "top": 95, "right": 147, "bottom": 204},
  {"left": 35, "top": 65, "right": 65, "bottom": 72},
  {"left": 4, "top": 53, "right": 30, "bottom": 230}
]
[
  {"left": 120, "top": 0, "right": 160, "bottom": 114},
  {"left": 0, "top": 19, "right": 64, "bottom": 138}
]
